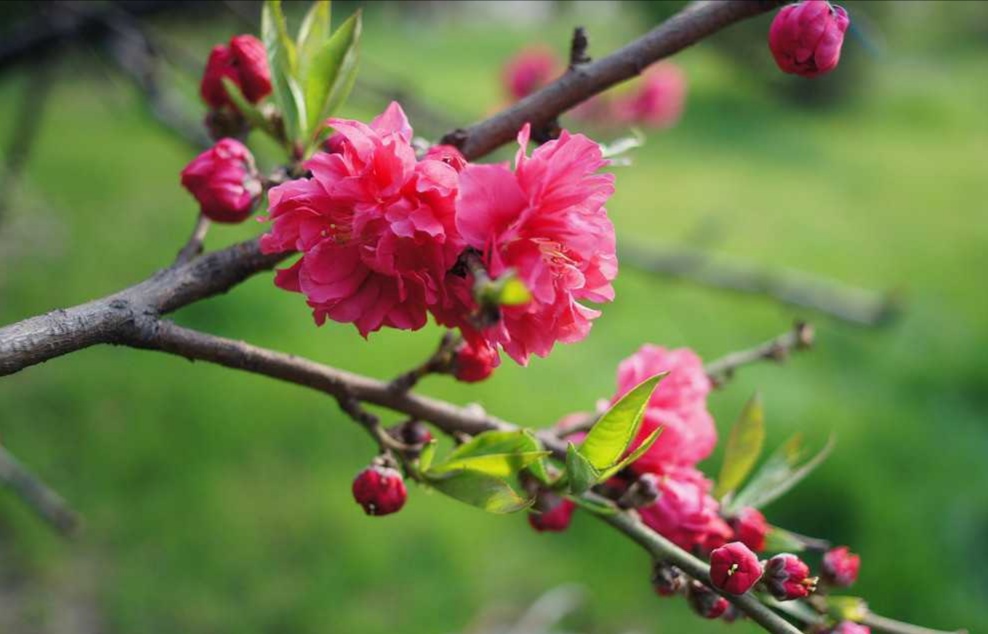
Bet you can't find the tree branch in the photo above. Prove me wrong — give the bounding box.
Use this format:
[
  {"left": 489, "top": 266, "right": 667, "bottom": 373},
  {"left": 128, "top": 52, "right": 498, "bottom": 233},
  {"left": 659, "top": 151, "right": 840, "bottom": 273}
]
[
  {"left": 0, "top": 238, "right": 287, "bottom": 376},
  {"left": 598, "top": 505, "right": 800, "bottom": 634},
  {"left": 0, "top": 444, "right": 81, "bottom": 537},
  {"left": 441, "top": 0, "right": 779, "bottom": 159},
  {"left": 704, "top": 321, "right": 814, "bottom": 386},
  {"left": 621, "top": 244, "right": 900, "bottom": 327}
]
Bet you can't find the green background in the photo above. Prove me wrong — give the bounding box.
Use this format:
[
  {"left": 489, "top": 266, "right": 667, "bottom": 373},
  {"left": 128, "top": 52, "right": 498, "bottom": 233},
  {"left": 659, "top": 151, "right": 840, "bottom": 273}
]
[{"left": 0, "top": 2, "right": 985, "bottom": 632}]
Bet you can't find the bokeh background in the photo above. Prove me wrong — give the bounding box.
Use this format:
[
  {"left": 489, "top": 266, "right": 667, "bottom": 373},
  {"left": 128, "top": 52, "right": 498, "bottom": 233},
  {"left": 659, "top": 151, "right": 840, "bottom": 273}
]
[{"left": 0, "top": 1, "right": 986, "bottom": 632}]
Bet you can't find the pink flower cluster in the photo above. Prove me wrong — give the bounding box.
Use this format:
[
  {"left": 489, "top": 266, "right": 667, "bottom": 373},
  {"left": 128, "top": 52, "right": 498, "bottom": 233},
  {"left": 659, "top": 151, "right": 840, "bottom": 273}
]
[
  {"left": 260, "top": 103, "right": 617, "bottom": 366},
  {"left": 501, "top": 48, "right": 687, "bottom": 129}
]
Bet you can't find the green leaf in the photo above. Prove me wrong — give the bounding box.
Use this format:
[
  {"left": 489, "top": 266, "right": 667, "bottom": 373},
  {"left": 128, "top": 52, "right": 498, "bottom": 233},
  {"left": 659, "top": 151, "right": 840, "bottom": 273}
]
[
  {"left": 566, "top": 494, "right": 618, "bottom": 516},
  {"left": 522, "top": 430, "right": 552, "bottom": 484},
  {"left": 579, "top": 374, "right": 664, "bottom": 472},
  {"left": 262, "top": 0, "right": 306, "bottom": 144},
  {"left": 221, "top": 78, "right": 270, "bottom": 131},
  {"left": 426, "top": 470, "right": 533, "bottom": 514},
  {"left": 444, "top": 430, "right": 533, "bottom": 461},
  {"left": 597, "top": 426, "right": 662, "bottom": 482},
  {"left": 565, "top": 443, "right": 599, "bottom": 495},
  {"left": 428, "top": 451, "right": 550, "bottom": 479},
  {"left": 297, "top": 0, "right": 331, "bottom": 78},
  {"left": 763, "top": 526, "right": 807, "bottom": 553},
  {"left": 828, "top": 596, "right": 868, "bottom": 621},
  {"left": 729, "top": 434, "right": 836, "bottom": 512},
  {"left": 304, "top": 10, "right": 361, "bottom": 140},
  {"left": 715, "top": 392, "right": 766, "bottom": 499},
  {"left": 418, "top": 440, "right": 437, "bottom": 473}
]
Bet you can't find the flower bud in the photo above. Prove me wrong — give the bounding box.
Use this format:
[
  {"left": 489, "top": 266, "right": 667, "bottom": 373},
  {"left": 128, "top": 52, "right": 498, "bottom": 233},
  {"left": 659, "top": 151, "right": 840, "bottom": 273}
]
[
  {"left": 424, "top": 144, "right": 468, "bottom": 172},
  {"left": 709, "top": 542, "right": 763, "bottom": 595},
  {"left": 768, "top": 1, "right": 850, "bottom": 78},
  {"left": 686, "top": 580, "right": 729, "bottom": 620},
  {"left": 528, "top": 491, "right": 576, "bottom": 533},
  {"left": 452, "top": 339, "right": 500, "bottom": 383},
  {"left": 352, "top": 464, "right": 407, "bottom": 516},
  {"left": 832, "top": 622, "right": 871, "bottom": 634},
  {"left": 397, "top": 420, "right": 433, "bottom": 447},
  {"left": 729, "top": 507, "right": 769, "bottom": 553},
  {"left": 651, "top": 561, "right": 685, "bottom": 597},
  {"left": 822, "top": 546, "right": 860, "bottom": 587},
  {"left": 201, "top": 35, "right": 272, "bottom": 109},
  {"left": 180, "top": 139, "right": 262, "bottom": 223},
  {"left": 763, "top": 553, "right": 818, "bottom": 601}
]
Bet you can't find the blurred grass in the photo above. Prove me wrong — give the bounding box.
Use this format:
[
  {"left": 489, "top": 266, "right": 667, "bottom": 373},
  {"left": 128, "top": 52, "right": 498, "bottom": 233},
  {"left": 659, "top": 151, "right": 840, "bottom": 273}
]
[{"left": 0, "top": 2, "right": 986, "bottom": 633}]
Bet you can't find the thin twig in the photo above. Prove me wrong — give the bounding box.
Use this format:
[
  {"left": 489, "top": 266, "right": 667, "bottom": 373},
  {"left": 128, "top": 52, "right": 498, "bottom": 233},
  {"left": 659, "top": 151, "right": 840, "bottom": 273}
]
[
  {"left": 174, "top": 214, "right": 212, "bottom": 265},
  {"left": 0, "top": 444, "right": 81, "bottom": 537},
  {"left": 621, "top": 244, "right": 900, "bottom": 328},
  {"left": 861, "top": 612, "right": 968, "bottom": 634},
  {"left": 442, "top": 1, "right": 779, "bottom": 159},
  {"left": 389, "top": 331, "right": 459, "bottom": 393},
  {"left": 705, "top": 321, "right": 814, "bottom": 387}
]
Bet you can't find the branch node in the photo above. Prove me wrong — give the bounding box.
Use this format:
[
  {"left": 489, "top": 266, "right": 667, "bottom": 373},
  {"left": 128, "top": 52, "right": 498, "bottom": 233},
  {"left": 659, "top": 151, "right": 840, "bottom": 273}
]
[{"left": 568, "top": 26, "right": 591, "bottom": 69}]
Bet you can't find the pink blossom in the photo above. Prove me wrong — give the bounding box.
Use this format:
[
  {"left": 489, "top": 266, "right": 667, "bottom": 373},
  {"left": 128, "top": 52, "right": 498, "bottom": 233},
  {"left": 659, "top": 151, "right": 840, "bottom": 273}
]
[
  {"left": 769, "top": 1, "right": 850, "bottom": 78},
  {"left": 424, "top": 145, "right": 468, "bottom": 172},
  {"left": 180, "top": 138, "right": 261, "bottom": 223},
  {"left": 261, "top": 102, "right": 464, "bottom": 336},
  {"left": 611, "top": 63, "right": 687, "bottom": 128},
  {"left": 638, "top": 466, "right": 732, "bottom": 552},
  {"left": 447, "top": 124, "right": 617, "bottom": 364},
  {"left": 502, "top": 46, "right": 560, "bottom": 100},
  {"left": 612, "top": 345, "right": 716, "bottom": 474}
]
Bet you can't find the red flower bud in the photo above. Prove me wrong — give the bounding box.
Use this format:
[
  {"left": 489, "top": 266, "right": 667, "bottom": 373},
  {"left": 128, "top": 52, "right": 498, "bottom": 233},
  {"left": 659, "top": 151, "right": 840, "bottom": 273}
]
[
  {"left": 201, "top": 34, "right": 272, "bottom": 110},
  {"left": 528, "top": 491, "right": 575, "bottom": 533},
  {"left": 452, "top": 339, "right": 500, "bottom": 383},
  {"left": 832, "top": 622, "right": 871, "bottom": 634},
  {"left": 180, "top": 138, "right": 262, "bottom": 223},
  {"left": 424, "top": 144, "right": 468, "bottom": 172},
  {"left": 709, "top": 542, "right": 763, "bottom": 595},
  {"left": 768, "top": 1, "right": 850, "bottom": 78},
  {"left": 763, "top": 553, "right": 818, "bottom": 601},
  {"left": 352, "top": 464, "right": 407, "bottom": 516},
  {"left": 730, "top": 507, "right": 769, "bottom": 553},
  {"left": 651, "top": 561, "right": 685, "bottom": 597},
  {"left": 686, "top": 581, "right": 729, "bottom": 619},
  {"left": 822, "top": 546, "right": 860, "bottom": 587}
]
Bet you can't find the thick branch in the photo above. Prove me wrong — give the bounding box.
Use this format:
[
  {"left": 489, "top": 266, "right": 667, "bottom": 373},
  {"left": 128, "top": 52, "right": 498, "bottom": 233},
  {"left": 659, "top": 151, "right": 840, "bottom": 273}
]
[
  {"left": 442, "top": 1, "right": 777, "bottom": 159},
  {"left": 0, "top": 238, "right": 287, "bottom": 375},
  {"left": 0, "top": 444, "right": 81, "bottom": 536}
]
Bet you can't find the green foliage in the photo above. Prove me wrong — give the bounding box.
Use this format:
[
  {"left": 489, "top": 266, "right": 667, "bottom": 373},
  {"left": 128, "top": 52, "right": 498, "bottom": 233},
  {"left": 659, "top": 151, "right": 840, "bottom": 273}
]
[
  {"left": 221, "top": 78, "right": 272, "bottom": 132},
  {"left": 728, "top": 434, "right": 836, "bottom": 513},
  {"left": 417, "top": 430, "right": 548, "bottom": 513},
  {"left": 260, "top": 0, "right": 361, "bottom": 150},
  {"left": 565, "top": 443, "right": 599, "bottom": 495},
  {"left": 762, "top": 526, "right": 807, "bottom": 553},
  {"left": 424, "top": 470, "right": 533, "bottom": 514},
  {"left": 715, "top": 392, "right": 766, "bottom": 499}
]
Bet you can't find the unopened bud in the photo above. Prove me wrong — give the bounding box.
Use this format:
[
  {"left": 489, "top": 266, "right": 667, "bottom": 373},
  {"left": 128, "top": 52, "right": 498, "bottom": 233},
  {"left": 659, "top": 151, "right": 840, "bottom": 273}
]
[
  {"left": 352, "top": 464, "right": 407, "bottom": 517},
  {"left": 686, "top": 580, "right": 729, "bottom": 619},
  {"left": 528, "top": 491, "right": 576, "bottom": 533},
  {"left": 763, "top": 553, "right": 818, "bottom": 601},
  {"left": 650, "top": 561, "right": 685, "bottom": 597},
  {"left": 822, "top": 546, "right": 860, "bottom": 587},
  {"left": 709, "top": 542, "right": 763, "bottom": 595},
  {"left": 618, "top": 473, "right": 661, "bottom": 509}
]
